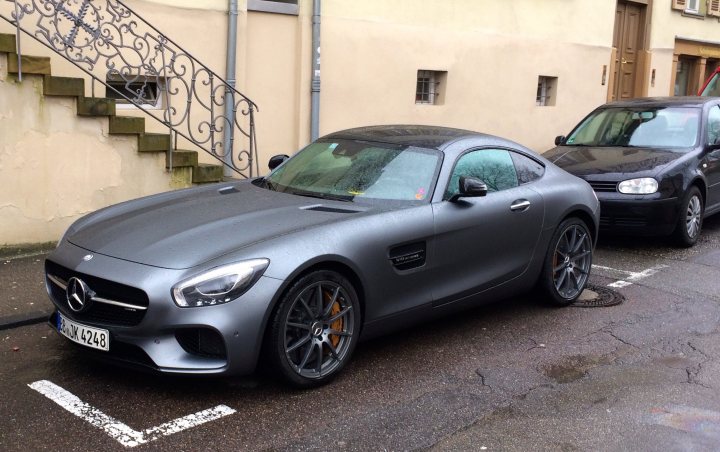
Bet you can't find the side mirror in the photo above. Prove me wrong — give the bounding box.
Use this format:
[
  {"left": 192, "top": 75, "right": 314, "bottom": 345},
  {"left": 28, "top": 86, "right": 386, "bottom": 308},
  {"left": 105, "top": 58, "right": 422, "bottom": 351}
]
[
  {"left": 268, "top": 154, "right": 289, "bottom": 170},
  {"left": 449, "top": 176, "right": 488, "bottom": 202},
  {"left": 555, "top": 135, "right": 566, "bottom": 146}
]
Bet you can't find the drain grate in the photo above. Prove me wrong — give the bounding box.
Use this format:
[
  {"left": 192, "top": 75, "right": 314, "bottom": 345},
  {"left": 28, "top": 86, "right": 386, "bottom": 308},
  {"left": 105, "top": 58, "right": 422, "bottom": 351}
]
[{"left": 572, "top": 284, "right": 625, "bottom": 308}]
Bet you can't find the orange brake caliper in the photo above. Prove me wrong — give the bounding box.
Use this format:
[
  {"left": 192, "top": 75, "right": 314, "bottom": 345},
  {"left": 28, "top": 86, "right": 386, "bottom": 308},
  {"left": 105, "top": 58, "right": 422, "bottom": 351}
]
[{"left": 325, "top": 290, "right": 343, "bottom": 348}]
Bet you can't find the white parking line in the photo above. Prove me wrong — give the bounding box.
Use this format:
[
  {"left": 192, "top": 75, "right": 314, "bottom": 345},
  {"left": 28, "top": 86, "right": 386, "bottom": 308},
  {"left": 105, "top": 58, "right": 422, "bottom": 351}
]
[
  {"left": 592, "top": 264, "right": 668, "bottom": 289},
  {"left": 29, "top": 380, "right": 235, "bottom": 448}
]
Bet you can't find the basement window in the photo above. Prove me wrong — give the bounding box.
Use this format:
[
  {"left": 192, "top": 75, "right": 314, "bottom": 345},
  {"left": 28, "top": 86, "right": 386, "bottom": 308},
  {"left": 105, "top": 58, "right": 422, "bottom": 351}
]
[
  {"left": 536, "top": 76, "right": 558, "bottom": 107},
  {"left": 247, "top": 0, "right": 298, "bottom": 15},
  {"left": 105, "top": 75, "right": 165, "bottom": 110},
  {"left": 415, "top": 70, "right": 447, "bottom": 105}
]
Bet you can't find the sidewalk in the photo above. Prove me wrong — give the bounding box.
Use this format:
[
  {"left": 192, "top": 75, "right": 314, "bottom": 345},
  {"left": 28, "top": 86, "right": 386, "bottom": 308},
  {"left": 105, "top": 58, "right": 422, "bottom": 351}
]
[{"left": 0, "top": 252, "right": 53, "bottom": 330}]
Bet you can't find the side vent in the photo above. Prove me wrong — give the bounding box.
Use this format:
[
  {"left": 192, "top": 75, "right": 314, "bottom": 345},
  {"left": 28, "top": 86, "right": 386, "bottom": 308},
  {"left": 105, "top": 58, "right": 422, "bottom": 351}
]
[{"left": 389, "top": 242, "right": 426, "bottom": 271}]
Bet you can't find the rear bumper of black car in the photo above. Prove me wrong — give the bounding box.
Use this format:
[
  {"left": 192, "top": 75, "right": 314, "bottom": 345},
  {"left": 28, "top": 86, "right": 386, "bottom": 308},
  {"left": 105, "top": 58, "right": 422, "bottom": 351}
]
[{"left": 597, "top": 195, "right": 680, "bottom": 236}]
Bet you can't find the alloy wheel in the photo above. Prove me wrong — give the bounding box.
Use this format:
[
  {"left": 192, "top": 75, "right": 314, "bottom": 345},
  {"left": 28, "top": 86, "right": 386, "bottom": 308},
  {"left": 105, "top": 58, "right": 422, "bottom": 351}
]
[
  {"left": 686, "top": 195, "right": 702, "bottom": 239},
  {"left": 283, "top": 281, "right": 355, "bottom": 379},
  {"left": 551, "top": 224, "right": 593, "bottom": 300}
]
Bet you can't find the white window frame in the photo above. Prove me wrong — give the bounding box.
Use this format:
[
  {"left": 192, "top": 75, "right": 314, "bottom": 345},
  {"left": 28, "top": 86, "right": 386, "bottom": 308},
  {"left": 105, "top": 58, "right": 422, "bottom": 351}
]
[{"left": 685, "top": 0, "right": 700, "bottom": 14}]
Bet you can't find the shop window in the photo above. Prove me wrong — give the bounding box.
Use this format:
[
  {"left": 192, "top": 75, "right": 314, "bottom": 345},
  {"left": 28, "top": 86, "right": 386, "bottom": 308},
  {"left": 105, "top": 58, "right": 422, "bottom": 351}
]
[
  {"left": 675, "top": 57, "right": 697, "bottom": 96},
  {"left": 415, "top": 70, "right": 447, "bottom": 105},
  {"left": 536, "top": 76, "right": 558, "bottom": 106}
]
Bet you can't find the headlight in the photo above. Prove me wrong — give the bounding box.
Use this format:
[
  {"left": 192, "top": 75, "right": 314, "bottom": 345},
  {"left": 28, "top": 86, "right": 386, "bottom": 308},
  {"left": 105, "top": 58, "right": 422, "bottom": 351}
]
[
  {"left": 172, "top": 259, "right": 269, "bottom": 307},
  {"left": 618, "top": 178, "right": 658, "bottom": 195}
]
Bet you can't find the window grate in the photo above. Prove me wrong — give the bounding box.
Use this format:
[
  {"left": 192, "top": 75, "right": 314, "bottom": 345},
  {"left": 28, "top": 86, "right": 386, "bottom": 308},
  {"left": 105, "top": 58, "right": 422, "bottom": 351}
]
[
  {"left": 415, "top": 70, "right": 447, "bottom": 105},
  {"left": 536, "top": 76, "right": 558, "bottom": 107}
]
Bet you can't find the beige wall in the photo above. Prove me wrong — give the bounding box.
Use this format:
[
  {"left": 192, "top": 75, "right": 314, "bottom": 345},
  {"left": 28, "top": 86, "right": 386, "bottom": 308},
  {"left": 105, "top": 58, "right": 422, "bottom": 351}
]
[
  {"left": 0, "top": 54, "right": 189, "bottom": 247},
  {"left": 319, "top": 0, "right": 615, "bottom": 152}
]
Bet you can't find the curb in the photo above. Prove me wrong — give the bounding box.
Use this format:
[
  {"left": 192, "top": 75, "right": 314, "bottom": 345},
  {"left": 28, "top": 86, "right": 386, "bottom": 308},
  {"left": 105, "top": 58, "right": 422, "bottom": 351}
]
[{"left": 0, "top": 311, "right": 52, "bottom": 331}]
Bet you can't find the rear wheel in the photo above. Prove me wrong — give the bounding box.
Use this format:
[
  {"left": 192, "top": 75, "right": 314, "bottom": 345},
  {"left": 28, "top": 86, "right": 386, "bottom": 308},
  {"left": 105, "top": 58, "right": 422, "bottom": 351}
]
[
  {"left": 673, "top": 186, "right": 703, "bottom": 247},
  {"left": 539, "top": 218, "right": 593, "bottom": 306},
  {"left": 268, "top": 270, "right": 360, "bottom": 388}
]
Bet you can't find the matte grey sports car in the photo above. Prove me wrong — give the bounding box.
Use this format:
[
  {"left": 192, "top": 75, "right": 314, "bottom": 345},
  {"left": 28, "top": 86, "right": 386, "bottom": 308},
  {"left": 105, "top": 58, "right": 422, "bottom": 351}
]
[{"left": 46, "top": 125, "right": 599, "bottom": 387}]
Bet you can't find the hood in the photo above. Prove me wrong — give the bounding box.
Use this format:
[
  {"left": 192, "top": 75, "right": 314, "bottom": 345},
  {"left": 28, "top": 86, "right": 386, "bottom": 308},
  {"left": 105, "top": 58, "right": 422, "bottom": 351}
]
[
  {"left": 67, "top": 181, "right": 370, "bottom": 269},
  {"left": 544, "top": 145, "right": 684, "bottom": 179}
]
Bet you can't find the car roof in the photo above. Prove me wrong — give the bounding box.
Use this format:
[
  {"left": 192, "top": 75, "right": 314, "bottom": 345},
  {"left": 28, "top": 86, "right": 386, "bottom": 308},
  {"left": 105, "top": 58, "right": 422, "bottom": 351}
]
[
  {"left": 320, "top": 125, "right": 489, "bottom": 150},
  {"left": 602, "top": 96, "right": 715, "bottom": 109}
]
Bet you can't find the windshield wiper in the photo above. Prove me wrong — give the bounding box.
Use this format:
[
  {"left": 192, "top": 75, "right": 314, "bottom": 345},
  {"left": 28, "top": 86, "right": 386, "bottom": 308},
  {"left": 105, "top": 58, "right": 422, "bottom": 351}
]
[{"left": 290, "top": 190, "right": 353, "bottom": 202}]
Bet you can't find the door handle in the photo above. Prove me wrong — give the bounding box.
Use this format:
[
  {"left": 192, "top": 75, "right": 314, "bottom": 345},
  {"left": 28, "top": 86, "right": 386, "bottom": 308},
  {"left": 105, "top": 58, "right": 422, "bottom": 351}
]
[{"left": 510, "top": 200, "right": 531, "bottom": 212}]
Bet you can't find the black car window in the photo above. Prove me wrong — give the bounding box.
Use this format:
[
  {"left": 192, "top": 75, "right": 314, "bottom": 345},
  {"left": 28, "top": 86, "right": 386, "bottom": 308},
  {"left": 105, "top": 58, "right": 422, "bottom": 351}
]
[
  {"left": 510, "top": 152, "right": 545, "bottom": 184},
  {"left": 708, "top": 106, "right": 720, "bottom": 145},
  {"left": 445, "top": 149, "right": 518, "bottom": 199}
]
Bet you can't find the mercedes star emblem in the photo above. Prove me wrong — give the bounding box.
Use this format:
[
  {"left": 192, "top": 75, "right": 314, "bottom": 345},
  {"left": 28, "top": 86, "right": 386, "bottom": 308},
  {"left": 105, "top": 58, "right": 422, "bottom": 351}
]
[{"left": 66, "top": 277, "right": 94, "bottom": 313}]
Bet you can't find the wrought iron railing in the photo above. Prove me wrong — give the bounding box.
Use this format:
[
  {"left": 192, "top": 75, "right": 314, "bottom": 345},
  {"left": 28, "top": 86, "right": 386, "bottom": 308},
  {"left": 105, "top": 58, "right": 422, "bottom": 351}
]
[{"left": 1, "top": 0, "right": 259, "bottom": 178}]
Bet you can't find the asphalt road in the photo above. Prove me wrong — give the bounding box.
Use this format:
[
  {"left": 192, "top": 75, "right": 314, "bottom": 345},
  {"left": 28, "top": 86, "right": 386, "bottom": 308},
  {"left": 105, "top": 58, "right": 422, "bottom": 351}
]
[{"left": 2, "top": 217, "right": 720, "bottom": 451}]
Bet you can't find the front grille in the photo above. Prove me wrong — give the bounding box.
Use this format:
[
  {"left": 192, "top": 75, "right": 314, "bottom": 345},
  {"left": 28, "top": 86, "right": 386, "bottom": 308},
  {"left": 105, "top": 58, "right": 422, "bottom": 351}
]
[
  {"left": 588, "top": 181, "right": 618, "bottom": 193},
  {"left": 599, "top": 215, "right": 647, "bottom": 229},
  {"left": 176, "top": 328, "right": 227, "bottom": 359},
  {"left": 46, "top": 260, "right": 149, "bottom": 327}
]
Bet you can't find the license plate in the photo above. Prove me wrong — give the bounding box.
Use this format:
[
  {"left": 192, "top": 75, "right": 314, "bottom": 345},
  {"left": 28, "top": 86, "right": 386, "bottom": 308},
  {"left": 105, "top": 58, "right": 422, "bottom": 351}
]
[{"left": 57, "top": 313, "right": 110, "bottom": 352}]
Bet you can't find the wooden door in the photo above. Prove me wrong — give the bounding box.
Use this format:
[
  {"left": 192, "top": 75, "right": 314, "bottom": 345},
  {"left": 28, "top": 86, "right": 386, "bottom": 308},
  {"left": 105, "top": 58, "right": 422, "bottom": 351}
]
[{"left": 612, "top": 2, "right": 643, "bottom": 100}]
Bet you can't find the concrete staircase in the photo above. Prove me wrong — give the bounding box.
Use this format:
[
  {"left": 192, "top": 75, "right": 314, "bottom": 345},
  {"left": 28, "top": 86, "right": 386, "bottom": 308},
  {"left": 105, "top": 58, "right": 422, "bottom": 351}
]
[{"left": 0, "top": 33, "right": 223, "bottom": 184}]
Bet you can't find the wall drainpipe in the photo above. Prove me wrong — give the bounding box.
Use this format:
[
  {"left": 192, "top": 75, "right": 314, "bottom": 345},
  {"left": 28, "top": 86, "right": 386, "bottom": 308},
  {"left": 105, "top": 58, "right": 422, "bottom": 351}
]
[
  {"left": 223, "top": 0, "right": 239, "bottom": 178},
  {"left": 310, "top": 0, "right": 321, "bottom": 141}
]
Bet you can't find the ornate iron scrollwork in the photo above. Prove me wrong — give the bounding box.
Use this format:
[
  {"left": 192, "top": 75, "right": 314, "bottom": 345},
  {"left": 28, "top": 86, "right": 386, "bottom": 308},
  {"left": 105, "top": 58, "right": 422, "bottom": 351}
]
[{"left": 2, "top": 0, "right": 259, "bottom": 177}]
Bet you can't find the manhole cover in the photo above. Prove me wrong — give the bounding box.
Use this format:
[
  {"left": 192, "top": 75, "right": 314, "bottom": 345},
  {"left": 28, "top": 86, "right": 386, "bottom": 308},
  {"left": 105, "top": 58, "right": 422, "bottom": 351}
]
[{"left": 572, "top": 284, "right": 625, "bottom": 308}]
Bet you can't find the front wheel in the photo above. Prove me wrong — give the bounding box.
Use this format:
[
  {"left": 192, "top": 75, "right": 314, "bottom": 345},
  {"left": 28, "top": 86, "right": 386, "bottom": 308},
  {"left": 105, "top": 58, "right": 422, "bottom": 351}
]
[
  {"left": 539, "top": 218, "right": 593, "bottom": 306},
  {"left": 673, "top": 186, "right": 703, "bottom": 248},
  {"left": 267, "top": 270, "right": 360, "bottom": 388}
]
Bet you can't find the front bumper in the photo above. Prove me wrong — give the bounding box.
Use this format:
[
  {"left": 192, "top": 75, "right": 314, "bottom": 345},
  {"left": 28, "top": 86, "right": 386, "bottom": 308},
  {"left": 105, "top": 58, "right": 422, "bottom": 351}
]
[
  {"left": 596, "top": 192, "right": 680, "bottom": 236},
  {"left": 45, "top": 242, "right": 282, "bottom": 376}
]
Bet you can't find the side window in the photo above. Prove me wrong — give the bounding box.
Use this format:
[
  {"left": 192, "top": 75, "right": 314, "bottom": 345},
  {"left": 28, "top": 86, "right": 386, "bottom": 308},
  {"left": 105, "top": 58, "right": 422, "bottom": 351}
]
[
  {"left": 510, "top": 152, "right": 545, "bottom": 184},
  {"left": 708, "top": 106, "right": 720, "bottom": 146},
  {"left": 445, "top": 149, "right": 518, "bottom": 199}
]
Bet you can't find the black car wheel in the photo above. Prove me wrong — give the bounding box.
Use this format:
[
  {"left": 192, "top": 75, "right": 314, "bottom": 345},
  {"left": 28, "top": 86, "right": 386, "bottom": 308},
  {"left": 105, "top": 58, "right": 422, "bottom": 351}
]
[
  {"left": 673, "top": 186, "right": 703, "bottom": 247},
  {"left": 268, "top": 270, "right": 360, "bottom": 388},
  {"left": 540, "top": 217, "right": 593, "bottom": 306}
]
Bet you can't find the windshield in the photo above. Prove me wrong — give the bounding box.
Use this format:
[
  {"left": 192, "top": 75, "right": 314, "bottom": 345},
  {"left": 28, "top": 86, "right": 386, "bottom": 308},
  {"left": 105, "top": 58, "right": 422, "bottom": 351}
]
[
  {"left": 701, "top": 73, "right": 720, "bottom": 96},
  {"left": 566, "top": 107, "right": 700, "bottom": 148},
  {"left": 262, "top": 140, "right": 441, "bottom": 203}
]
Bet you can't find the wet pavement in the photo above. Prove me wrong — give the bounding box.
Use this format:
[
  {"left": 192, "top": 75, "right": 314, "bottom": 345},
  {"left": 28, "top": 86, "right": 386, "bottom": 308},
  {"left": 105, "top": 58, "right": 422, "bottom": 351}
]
[
  {"left": 1, "top": 216, "right": 720, "bottom": 450},
  {"left": 0, "top": 254, "right": 52, "bottom": 329}
]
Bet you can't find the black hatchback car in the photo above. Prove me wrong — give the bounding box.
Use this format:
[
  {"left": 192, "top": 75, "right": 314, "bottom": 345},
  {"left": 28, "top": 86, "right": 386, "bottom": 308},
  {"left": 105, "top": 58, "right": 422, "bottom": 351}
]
[{"left": 546, "top": 97, "right": 720, "bottom": 246}]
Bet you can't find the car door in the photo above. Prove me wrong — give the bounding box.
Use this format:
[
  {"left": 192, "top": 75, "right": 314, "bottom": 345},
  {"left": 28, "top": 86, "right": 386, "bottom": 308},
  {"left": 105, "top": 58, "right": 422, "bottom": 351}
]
[
  {"left": 702, "top": 104, "right": 720, "bottom": 211},
  {"left": 431, "top": 148, "right": 545, "bottom": 307}
]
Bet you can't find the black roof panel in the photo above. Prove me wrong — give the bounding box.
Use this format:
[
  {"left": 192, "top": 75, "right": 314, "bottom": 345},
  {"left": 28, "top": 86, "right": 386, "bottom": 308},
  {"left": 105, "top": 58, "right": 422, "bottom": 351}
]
[{"left": 321, "top": 125, "right": 481, "bottom": 150}]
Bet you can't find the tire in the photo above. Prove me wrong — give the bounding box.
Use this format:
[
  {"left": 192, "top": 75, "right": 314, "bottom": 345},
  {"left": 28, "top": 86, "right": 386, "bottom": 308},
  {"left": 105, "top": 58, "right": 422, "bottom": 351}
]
[
  {"left": 539, "top": 217, "right": 593, "bottom": 306},
  {"left": 673, "top": 186, "right": 703, "bottom": 248},
  {"left": 267, "top": 270, "right": 360, "bottom": 388}
]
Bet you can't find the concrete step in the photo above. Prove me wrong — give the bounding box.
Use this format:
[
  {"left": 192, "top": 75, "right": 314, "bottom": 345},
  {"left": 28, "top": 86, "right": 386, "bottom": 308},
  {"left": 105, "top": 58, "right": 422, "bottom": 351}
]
[
  {"left": 138, "top": 133, "right": 171, "bottom": 152},
  {"left": 7, "top": 53, "right": 51, "bottom": 75},
  {"left": 109, "top": 116, "right": 145, "bottom": 134},
  {"left": 167, "top": 150, "right": 198, "bottom": 168},
  {"left": 193, "top": 163, "right": 223, "bottom": 183},
  {"left": 77, "top": 97, "right": 116, "bottom": 116},
  {"left": 43, "top": 76, "right": 84, "bottom": 97},
  {"left": 0, "top": 34, "right": 16, "bottom": 53}
]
